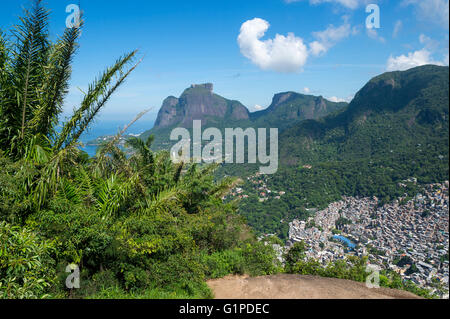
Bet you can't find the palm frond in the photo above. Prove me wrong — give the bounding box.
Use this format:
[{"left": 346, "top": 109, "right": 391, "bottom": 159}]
[
  {"left": 95, "top": 110, "right": 151, "bottom": 175},
  {"left": 55, "top": 178, "right": 81, "bottom": 204},
  {"left": 173, "top": 162, "right": 184, "bottom": 183},
  {"left": 55, "top": 50, "right": 140, "bottom": 150},
  {"left": 0, "top": 30, "right": 7, "bottom": 81},
  {"left": 141, "top": 187, "right": 181, "bottom": 216},
  {"left": 94, "top": 173, "right": 138, "bottom": 218},
  {"left": 10, "top": 0, "right": 50, "bottom": 140},
  {"left": 126, "top": 135, "right": 154, "bottom": 166},
  {"left": 31, "top": 143, "right": 79, "bottom": 208},
  {"left": 74, "top": 166, "right": 95, "bottom": 204},
  {"left": 209, "top": 177, "right": 242, "bottom": 198},
  {"left": 30, "top": 21, "right": 82, "bottom": 139},
  {"left": 23, "top": 133, "right": 51, "bottom": 165}
]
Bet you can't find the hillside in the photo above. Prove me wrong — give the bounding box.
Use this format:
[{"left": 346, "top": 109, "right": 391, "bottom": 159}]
[
  {"left": 233, "top": 65, "right": 449, "bottom": 237},
  {"left": 279, "top": 64, "right": 449, "bottom": 165},
  {"left": 251, "top": 91, "right": 347, "bottom": 128}
]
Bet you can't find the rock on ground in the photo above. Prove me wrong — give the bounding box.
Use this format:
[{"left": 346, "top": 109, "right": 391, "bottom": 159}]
[{"left": 207, "top": 274, "right": 422, "bottom": 299}]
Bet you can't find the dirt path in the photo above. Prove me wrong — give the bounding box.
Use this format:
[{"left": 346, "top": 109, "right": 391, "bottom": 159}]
[{"left": 207, "top": 274, "right": 422, "bottom": 299}]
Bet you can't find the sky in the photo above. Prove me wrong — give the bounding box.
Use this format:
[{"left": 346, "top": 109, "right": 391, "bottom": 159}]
[{"left": 1, "top": 0, "right": 449, "bottom": 120}]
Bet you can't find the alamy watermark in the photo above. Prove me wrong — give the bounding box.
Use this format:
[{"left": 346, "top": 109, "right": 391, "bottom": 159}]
[
  {"left": 65, "top": 264, "right": 80, "bottom": 289},
  {"left": 66, "top": 4, "right": 81, "bottom": 29},
  {"left": 170, "top": 121, "right": 279, "bottom": 174},
  {"left": 366, "top": 4, "right": 380, "bottom": 29},
  {"left": 365, "top": 264, "right": 380, "bottom": 289}
]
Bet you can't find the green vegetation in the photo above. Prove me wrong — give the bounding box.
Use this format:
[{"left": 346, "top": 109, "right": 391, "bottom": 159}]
[
  {"left": 0, "top": 1, "right": 278, "bottom": 299},
  {"left": 249, "top": 92, "right": 347, "bottom": 129},
  {"left": 0, "top": 221, "right": 56, "bottom": 298},
  {"left": 224, "top": 65, "right": 449, "bottom": 238},
  {"left": 285, "top": 242, "right": 435, "bottom": 299},
  {"left": 0, "top": 1, "right": 444, "bottom": 300}
]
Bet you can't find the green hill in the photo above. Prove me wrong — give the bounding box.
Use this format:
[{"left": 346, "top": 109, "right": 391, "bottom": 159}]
[
  {"left": 237, "top": 65, "right": 449, "bottom": 237},
  {"left": 251, "top": 91, "right": 347, "bottom": 129}
]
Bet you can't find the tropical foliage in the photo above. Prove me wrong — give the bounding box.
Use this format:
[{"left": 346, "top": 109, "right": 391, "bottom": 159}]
[
  {"left": 0, "top": 1, "right": 278, "bottom": 299},
  {"left": 284, "top": 242, "right": 435, "bottom": 299}
]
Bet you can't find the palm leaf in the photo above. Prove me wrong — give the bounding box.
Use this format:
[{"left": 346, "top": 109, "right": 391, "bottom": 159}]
[
  {"left": 30, "top": 21, "right": 82, "bottom": 139},
  {"left": 55, "top": 51, "right": 140, "bottom": 150},
  {"left": 10, "top": 0, "right": 50, "bottom": 140}
]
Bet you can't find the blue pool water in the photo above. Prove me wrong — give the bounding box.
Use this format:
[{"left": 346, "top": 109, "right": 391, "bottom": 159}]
[{"left": 333, "top": 235, "right": 356, "bottom": 249}]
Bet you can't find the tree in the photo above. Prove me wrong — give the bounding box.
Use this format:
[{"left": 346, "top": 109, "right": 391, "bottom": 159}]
[
  {"left": 284, "top": 241, "right": 307, "bottom": 273},
  {"left": 0, "top": 0, "right": 139, "bottom": 209}
]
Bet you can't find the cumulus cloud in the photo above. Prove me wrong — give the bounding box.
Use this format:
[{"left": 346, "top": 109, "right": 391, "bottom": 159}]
[
  {"left": 303, "top": 87, "right": 311, "bottom": 93},
  {"left": 309, "top": 22, "right": 352, "bottom": 56},
  {"left": 387, "top": 34, "right": 449, "bottom": 71},
  {"left": 386, "top": 49, "right": 444, "bottom": 71},
  {"left": 327, "top": 95, "right": 353, "bottom": 102},
  {"left": 254, "top": 104, "right": 264, "bottom": 110},
  {"left": 402, "top": 0, "right": 449, "bottom": 29},
  {"left": 238, "top": 17, "right": 354, "bottom": 72},
  {"left": 237, "top": 18, "right": 309, "bottom": 73}
]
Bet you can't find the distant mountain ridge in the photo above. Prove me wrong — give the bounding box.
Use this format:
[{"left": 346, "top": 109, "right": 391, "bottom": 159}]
[
  {"left": 251, "top": 91, "right": 347, "bottom": 128},
  {"left": 143, "top": 83, "right": 348, "bottom": 147}
]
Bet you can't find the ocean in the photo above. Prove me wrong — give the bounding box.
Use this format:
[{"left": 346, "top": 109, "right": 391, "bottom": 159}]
[{"left": 78, "top": 119, "right": 155, "bottom": 157}]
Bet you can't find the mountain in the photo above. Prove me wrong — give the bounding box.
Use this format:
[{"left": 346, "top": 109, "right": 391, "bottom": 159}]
[
  {"left": 235, "top": 65, "right": 449, "bottom": 238},
  {"left": 142, "top": 83, "right": 347, "bottom": 149},
  {"left": 251, "top": 92, "right": 347, "bottom": 128},
  {"left": 278, "top": 64, "right": 449, "bottom": 165},
  {"left": 153, "top": 83, "right": 249, "bottom": 129}
]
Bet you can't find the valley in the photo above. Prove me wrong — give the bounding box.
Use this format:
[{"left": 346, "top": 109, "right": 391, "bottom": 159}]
[{"left": 135, "top": 65, "right": 450, "bottom": 298}]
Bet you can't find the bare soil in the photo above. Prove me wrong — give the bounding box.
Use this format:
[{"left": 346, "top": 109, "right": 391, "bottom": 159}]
[{"left": 207, "top": 274, "right": 422, "bottom": 299}]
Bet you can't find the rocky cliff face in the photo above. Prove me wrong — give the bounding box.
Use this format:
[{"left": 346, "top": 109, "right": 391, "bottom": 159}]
[
  {"left": 154, "top": 96, "right": 181, "bottom": 128},
  {"left": 153, "top": 83, "right": 249, "bottom": 129},
  {"left": 251, "top": 92, "right": 348, "bottom": 127}
]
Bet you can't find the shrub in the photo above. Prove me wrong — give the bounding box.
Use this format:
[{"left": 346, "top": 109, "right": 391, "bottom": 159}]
[{"left": 0, "top": 221, "right": 56, "bottom": 298}]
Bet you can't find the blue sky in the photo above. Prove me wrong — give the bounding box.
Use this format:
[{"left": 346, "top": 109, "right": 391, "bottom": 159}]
[{"left": 1, "top": 0, "right": 449, "bottom": 121}]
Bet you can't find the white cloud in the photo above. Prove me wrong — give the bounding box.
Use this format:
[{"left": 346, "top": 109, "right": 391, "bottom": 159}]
[
  {"left": 285, "top": 0, "right": 367, "bottom": 10},
  {"left": 386, "top": 49, "right": 444, "bottom": 71},
  {"left": 402, "top": 0, "right": 449, "bottom": 29},
  {"left": 327, "top": 95, "right": 353, "bottom": 102},
  {"left": 254, "top": 104, "right": 264, "bottom": 110},
  {"left": 419, "top": 34, "right": 440, "bottom": 51},
  {"left": 387, "top": 34, "right": 449, "bottom": 71},
  {"left": 237, "top": 18, "right": 309, "bottom": 73},
  {"left": 238, "top": 17, "right": 355, "bottom": 72},
  {"left": 367, "top": 28, "right": 385, "bottom": 43},
  {"left": 392, "top": 20, "right": 402, "bottom": 38},
  {"left": 309, "top": 41, "right": 328, "bottom": 56},
  {"left": 309, "top": 21, "right": 352, "bottom": 56},
  {"left": 303, "top": 87, "right": 311, "bottom": 93}
]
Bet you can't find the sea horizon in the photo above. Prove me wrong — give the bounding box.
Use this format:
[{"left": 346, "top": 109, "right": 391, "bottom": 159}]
[{"left": 79, "top": 118, "right": 155, "bottom": 156}]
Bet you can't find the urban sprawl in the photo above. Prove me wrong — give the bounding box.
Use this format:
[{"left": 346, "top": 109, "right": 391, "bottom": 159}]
[{"left": 231, "top": 176, "right": 449, "bottom": 298}]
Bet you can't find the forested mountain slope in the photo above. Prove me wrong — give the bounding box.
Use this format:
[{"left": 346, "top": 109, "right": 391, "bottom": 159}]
[{"left": 237, "top": 65, "right": 449, "bottom": 237}]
